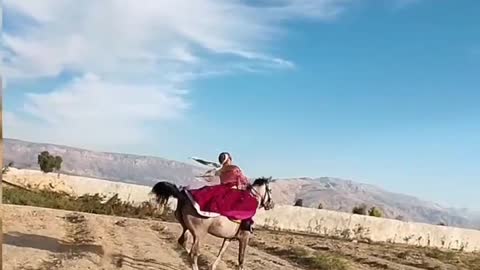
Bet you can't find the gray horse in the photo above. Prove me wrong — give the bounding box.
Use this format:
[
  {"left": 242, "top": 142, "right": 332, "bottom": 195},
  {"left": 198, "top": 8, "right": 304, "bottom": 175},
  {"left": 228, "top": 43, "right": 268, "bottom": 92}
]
[{"left": 151, "top": 177, "right": 275, "bottom": 270}]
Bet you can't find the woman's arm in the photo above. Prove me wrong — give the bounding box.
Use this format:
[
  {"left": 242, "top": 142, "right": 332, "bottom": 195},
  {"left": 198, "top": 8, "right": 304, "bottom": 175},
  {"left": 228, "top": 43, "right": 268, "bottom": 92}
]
[
  {"left": 233, "top": 167, "right": 249, "bottom": 189},
  {"left": 199, "top": 168, "right": 219, "bottom": 182}
]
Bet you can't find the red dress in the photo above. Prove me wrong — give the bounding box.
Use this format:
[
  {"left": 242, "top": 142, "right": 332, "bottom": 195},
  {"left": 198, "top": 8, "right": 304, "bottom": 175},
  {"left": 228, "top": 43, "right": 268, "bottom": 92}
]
[
  {"left": 186, "top": 165, "right": 259, "bottom": 220},
  {"left": 218, "top": 165, "right": 249, "bottom": 189}
]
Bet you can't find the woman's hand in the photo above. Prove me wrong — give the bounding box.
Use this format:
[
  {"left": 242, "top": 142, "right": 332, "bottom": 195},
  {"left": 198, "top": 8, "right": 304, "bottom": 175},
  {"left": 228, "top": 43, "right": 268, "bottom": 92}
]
[{"left": 197, "top": 168, "right": 218, "bottom": 182}]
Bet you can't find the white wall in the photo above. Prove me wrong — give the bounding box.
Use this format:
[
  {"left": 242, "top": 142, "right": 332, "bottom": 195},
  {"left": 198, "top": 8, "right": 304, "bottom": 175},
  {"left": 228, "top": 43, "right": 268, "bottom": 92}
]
[
  {"left": 254, "top": 206, "right": 480, "bottom": 252},
  {"left": 3, "top": 168, "right": 155, "bottom": 203}
]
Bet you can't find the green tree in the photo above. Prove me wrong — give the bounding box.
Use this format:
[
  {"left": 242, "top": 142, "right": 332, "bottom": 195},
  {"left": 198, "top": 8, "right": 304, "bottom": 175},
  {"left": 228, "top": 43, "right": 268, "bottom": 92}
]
[
  {"left": 38, "top": 151, "right": 54, "bottom": 173},
  {"left": 38, "top": 151, "right": 63, "bottom": 174},
  {"left": 54, "top": 156, "right": 63, "bottom": 171},
  {"left": 368, "top": 206, "right": 383, "bottom": 218}
]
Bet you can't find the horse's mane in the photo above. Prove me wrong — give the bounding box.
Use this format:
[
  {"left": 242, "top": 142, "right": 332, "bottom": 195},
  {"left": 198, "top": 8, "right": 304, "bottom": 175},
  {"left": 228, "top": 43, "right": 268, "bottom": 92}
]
[{"left": 251, "top": 177, "right": 272, "bottom": 187}]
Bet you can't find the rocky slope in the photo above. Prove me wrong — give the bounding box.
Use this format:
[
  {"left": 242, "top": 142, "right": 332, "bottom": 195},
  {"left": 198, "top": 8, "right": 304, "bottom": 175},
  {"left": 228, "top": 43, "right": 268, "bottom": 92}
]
[{"left": 3, "top": 138, "right": 476, "bottom": 228}]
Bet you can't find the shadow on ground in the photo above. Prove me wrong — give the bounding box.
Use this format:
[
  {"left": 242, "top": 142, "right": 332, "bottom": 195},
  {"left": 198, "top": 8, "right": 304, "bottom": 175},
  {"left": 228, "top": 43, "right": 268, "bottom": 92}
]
[{"left": 4, "top": 232, "right": 104, "bottom": 256}]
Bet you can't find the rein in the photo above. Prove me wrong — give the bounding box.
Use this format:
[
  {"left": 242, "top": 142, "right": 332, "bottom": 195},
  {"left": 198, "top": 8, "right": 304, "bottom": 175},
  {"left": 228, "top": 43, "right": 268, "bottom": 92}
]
[{"left": 249, "top": 184, "right": 271, "bottom": 208}]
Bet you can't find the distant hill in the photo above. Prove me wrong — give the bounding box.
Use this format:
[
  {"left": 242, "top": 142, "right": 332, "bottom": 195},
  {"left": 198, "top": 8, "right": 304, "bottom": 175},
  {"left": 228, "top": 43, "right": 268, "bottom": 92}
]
[
  {"left": 3, "top": 138, "right": 477, "bottom": 229},
  {"left": 271, "top": 177, "right": 474, "bottom": 228},
  {"left": 3, "top": 138, "right": 205, "bottom": 187}
]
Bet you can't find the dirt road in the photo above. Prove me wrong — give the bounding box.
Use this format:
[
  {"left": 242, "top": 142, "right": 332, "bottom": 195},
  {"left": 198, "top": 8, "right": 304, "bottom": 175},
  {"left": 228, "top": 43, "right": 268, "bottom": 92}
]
[
  {"left": 2, "top": 205, "right": 301, "bottom": 270},
  {"left": 3, "top": 205, "right": 479, "bottom": 270}
]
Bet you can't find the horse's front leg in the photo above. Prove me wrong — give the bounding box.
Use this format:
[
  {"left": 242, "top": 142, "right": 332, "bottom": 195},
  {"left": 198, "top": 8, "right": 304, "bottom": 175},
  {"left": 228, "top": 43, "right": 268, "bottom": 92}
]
[
  {"left": 211, "top": 238, "right": 231, "bottom": 270},
  {"left": 237, "top": 233, "right": 251, "bottom": 270}
]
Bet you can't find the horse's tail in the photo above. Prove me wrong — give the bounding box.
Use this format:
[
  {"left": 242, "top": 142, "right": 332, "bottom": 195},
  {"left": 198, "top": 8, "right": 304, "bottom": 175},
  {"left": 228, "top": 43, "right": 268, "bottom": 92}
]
[{"left": 151, "top": 181, "right": 183, "bottom": 204}]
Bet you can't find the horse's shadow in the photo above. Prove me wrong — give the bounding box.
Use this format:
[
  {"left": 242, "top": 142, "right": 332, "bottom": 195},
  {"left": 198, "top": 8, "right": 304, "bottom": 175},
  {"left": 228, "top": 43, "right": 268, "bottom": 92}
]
[
  {"left": 171, "top": 242, "right": 213, "bottom": 270},
  {"left": 154, "top": 228, "right": 213, "bottom": 269},
  {"left": 4, "top": 231, "right": 104, "bottom": 256},
  {"left": 5, "top": 231, "right": 190, "bottom": 269}
]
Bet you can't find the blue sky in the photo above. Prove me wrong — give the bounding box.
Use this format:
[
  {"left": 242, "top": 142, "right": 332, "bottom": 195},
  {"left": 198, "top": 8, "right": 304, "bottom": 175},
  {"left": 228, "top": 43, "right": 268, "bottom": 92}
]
[{"left": 2, "top": 0, "right": 479, "bottom": 209}]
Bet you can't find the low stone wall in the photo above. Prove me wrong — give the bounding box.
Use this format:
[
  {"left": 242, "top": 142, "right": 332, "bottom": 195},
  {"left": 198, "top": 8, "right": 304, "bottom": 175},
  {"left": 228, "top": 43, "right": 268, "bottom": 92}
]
[{"left": 254, "top": 205, "right": 480, "bottom": 252}]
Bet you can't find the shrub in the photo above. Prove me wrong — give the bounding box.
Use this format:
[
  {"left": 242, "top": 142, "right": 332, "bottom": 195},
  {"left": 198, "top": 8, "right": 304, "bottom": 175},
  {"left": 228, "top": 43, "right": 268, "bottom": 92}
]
[
  {"left": 309, "top": 254, "right": 348, "bottom": 270},
  {"left": 352, "top": 204, "right": 367, "bottom": 215},
  {"left": 2, "top": 161, "right": 14, "bottom": 174},
  {"left": 368, "top": 206, "right": 383, "bottom": 217},
  {"left": 288, "top": 246, "right": 348, "bottom": 270},
  {"left": 294, "top": 199, "right": 303, "bottom": 207}
]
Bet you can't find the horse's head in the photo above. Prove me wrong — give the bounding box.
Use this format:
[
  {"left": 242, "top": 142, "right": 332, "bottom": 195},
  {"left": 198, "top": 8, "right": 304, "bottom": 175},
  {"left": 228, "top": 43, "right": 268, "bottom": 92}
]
[{"left": 250, "top": 177, "right": 275, "bottom": 210}]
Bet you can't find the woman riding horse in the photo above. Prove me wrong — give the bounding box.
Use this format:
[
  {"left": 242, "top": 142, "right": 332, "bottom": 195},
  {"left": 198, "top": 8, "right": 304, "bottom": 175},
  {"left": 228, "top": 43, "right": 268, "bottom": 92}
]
[
  {"left": 151, "top": 175, "right": 274, "bottom": 270},
  {"left": 188, "top": 152, "right": 256, "bottom": 232}
]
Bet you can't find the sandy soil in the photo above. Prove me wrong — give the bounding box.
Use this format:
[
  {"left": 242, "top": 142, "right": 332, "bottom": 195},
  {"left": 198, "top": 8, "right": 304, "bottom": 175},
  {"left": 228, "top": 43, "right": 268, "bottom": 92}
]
[
  {"left": 3, "top": 205, "right": 479, "bottom": 270},
  {"left": 2, "top": 205, "right": 301, "bottom": 270}
]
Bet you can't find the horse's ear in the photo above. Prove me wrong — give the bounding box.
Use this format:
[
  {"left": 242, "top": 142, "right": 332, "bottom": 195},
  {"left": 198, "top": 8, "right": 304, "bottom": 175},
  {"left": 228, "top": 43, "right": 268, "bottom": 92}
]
[{"left": 269, "top": 177, "right": 277, "bottom": 183}]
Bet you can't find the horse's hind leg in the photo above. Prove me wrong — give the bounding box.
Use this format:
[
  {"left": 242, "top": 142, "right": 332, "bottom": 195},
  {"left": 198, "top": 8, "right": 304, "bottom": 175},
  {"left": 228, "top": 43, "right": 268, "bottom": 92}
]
[
  {"left": 175, "top": 201, "right": 191, "bottom": 252},
  {"left": 190, "top": 234, "right": 201, "bottom": 270},
  {"left": 237, "top": 233, "right": 251, "bottom": 270},
  {"left": 211, "top": 239, "right": 231, "bottom": 270},
  {"left": 178, "top": 228, "right": 186, "bottom": 246},
  {"left": 178, "top": 227, "right": 191, "bottom": 252}
]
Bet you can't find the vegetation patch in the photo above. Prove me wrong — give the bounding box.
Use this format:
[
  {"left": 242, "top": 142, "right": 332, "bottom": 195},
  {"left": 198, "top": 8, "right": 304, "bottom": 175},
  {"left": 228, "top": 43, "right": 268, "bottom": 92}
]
[
  {"left": 423, "top": 248, "right": 480, "bottom": 269},
  {"left": 3, "top": 185, "right": 175, "bottom": 222},
  {"left": 425, "top": 248, "right": 457, "bottom": 262},
  {"left": 251, "top": 240, "right": 349, "bottom": 270}
]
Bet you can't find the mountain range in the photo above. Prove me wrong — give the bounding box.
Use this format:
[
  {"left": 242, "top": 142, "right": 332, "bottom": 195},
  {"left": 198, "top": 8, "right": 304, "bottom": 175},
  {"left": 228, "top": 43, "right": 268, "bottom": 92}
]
[{"left": 3, "top": 138, "right": 478, "bottom": 229}]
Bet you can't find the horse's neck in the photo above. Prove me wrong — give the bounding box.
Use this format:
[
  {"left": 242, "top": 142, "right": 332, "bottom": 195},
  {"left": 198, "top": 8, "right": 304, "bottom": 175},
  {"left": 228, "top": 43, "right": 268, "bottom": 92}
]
[{"left": 251, "top": 185, "right": 264, "bottom": 201}]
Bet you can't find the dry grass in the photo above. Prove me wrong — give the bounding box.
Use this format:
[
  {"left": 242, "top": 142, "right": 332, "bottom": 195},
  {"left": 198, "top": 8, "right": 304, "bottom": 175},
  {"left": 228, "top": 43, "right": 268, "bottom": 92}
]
[
  {"left": 250, "top": 241, "right": 349, "bottom": 270},
  {"left": 305, "top": 253, "right": 348, "bottom": 270},
  {"left": 252, "top": 228, "right": 480, "bottom": 270},
  {"left": 2, "top": 185, "right": 175, "bottom": 221},
  {"left": 424, "top": 248, "right": 480, "bottom": 270},
  {"left": 424, "top": 248, "right": 457, "bottom": 262}
]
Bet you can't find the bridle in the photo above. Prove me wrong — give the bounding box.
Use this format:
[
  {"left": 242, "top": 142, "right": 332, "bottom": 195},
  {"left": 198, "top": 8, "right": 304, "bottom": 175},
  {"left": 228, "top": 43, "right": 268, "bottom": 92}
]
[{"left": 250, "top": 183, "right": 273, "bottom": 210}]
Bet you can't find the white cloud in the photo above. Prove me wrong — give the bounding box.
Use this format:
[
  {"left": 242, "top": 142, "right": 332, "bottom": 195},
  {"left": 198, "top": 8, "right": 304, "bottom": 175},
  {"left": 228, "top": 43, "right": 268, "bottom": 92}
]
[
  {"left": 2, "top": 0, "right": 355, "bottom": 78},
  {"left": 1, "top": 0, "right": 357, "bottom": 149},
  {"left": 3, "top": 0, "right": 287, "bottom": 79},
  {"left": 260, "top": 0, "right": 354, "bottom": 21},
  {"left": 5, "top": 74, "right": 189, "bottom": 149}
]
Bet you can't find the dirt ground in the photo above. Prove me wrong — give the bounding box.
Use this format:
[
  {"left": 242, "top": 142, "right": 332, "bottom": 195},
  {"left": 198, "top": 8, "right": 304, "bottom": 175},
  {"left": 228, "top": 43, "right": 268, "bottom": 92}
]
[{"left": 3, "top": 204, "right": 479, "bottom": 270}]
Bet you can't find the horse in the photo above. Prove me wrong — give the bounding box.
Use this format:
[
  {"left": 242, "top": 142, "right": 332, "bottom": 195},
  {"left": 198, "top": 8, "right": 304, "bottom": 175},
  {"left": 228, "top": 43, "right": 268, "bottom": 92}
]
[{"left": 151, "top": 177, "right": 275, "bottom": 270}]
